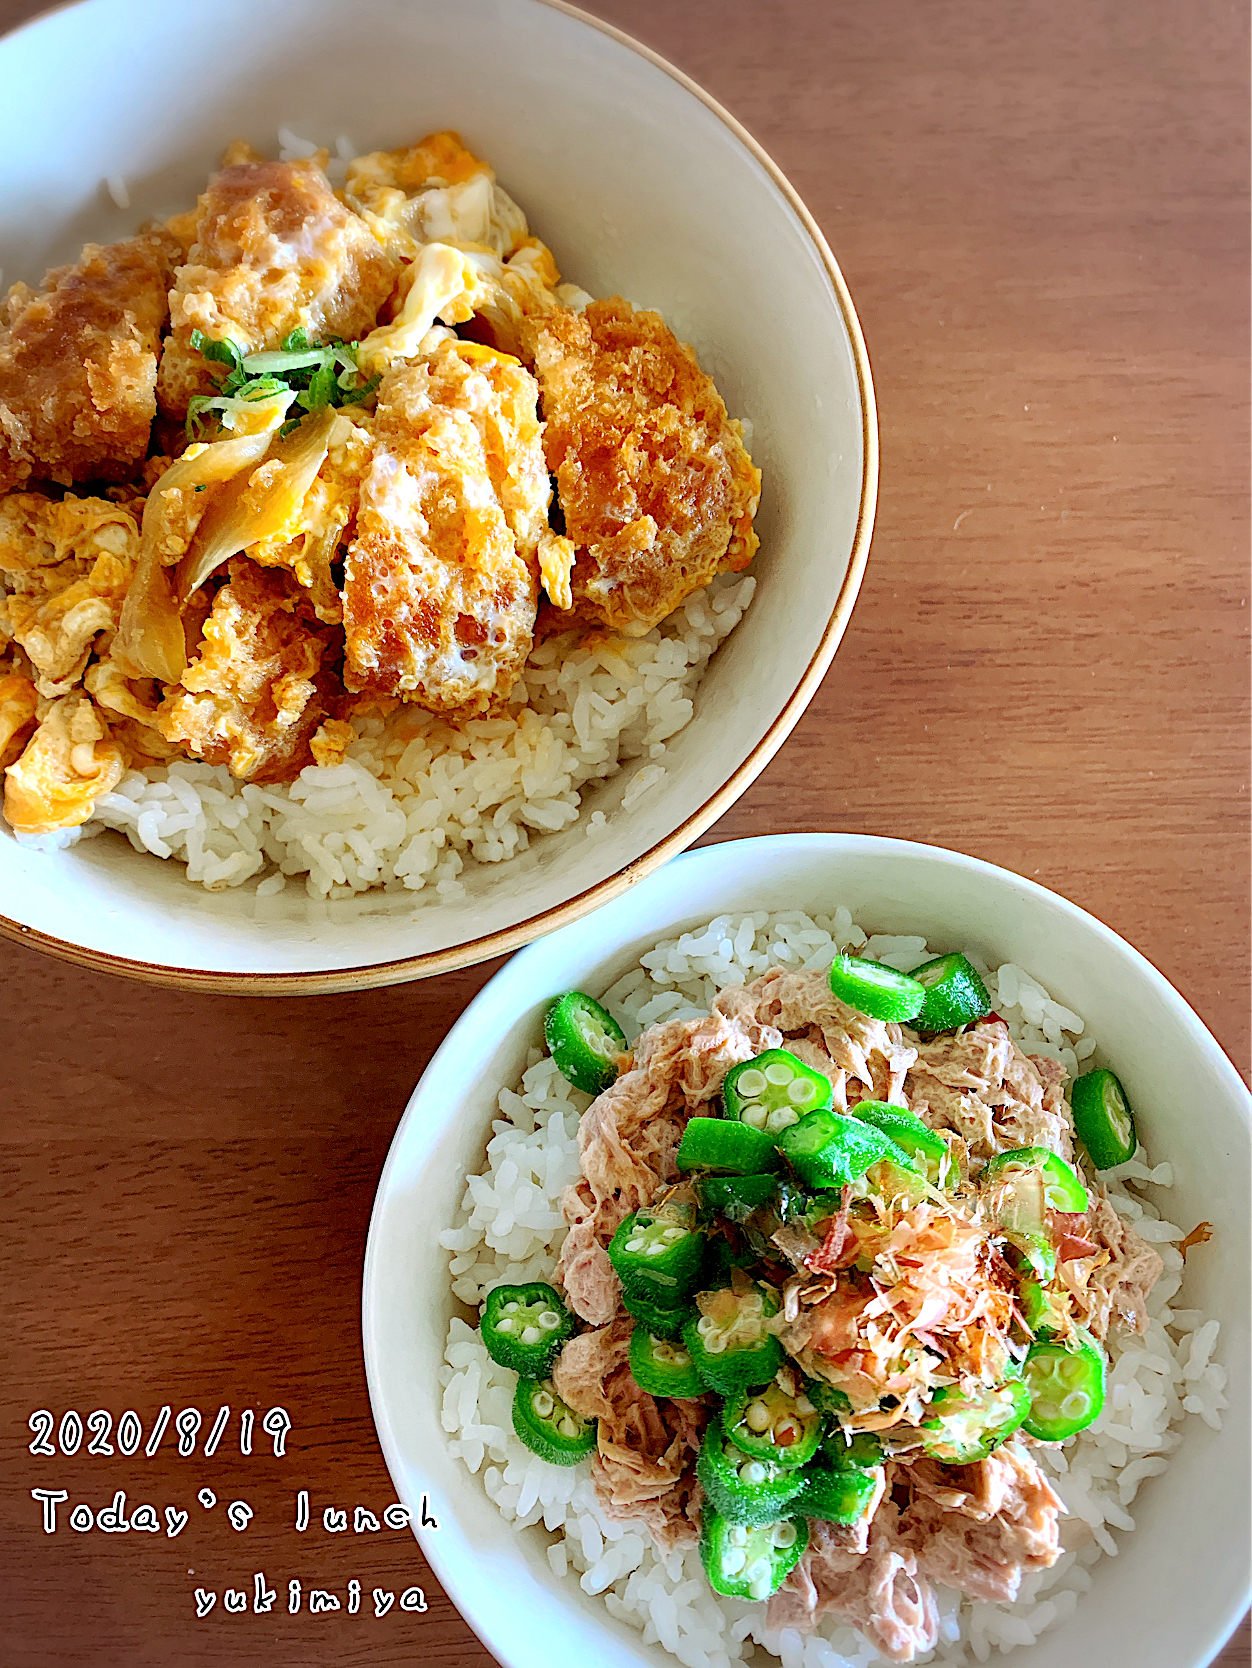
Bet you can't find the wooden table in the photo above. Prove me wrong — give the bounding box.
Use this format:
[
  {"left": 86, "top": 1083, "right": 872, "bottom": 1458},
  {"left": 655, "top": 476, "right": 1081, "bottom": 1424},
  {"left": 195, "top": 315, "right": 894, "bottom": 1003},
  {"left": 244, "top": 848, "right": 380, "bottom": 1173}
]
[{"left": 2, "top": 0, "right": 1246, "bottom": 1662}]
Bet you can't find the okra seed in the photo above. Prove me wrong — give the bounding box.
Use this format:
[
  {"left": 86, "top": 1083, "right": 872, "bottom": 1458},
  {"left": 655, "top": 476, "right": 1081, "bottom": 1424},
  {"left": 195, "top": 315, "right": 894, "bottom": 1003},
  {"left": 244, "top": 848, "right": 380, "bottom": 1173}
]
[
  {"left": 696, "top": 1317, "right": 715, "bottom": 1337},
  {"left": 741, "top": 1462, "right": 767, "bottom": 1484},
  {"left": 496, "top": 1317, "right": 516, "bottom": 1332},
  {"left": 501, "top": 1302, "right": 519, "bottom": 1313},
  {"left": 644, "top": 1241, "right": 667, "bottom": 1256},
  {"left": 745, "top": 1401, "right": 772, "bottom": 1432},
  {"left": 736, "top": 1069, "right": 767, "bottom": 1096},
  {"left": 795, "top": 1395, "right": 815, "bottom": 1415},
  {"left": 787, "top": 1079, "right": 816, "bottom": 1104},
  {"left": 1060, "top": 1391, "right": 1090, "bottom": 1420},
  {"left": 558, "top": 1416, "right": 580, "bottom": 1438},
  {"left": 742, "top": 1105, "right": 768, "bottom": 1129},
  {"left": 720, "top": 1548, "right": 747, "bottom": 1576},
  {"left": 662, "top": 1226, "right": 685, "bottom": 1242},
  {"left": 766, "top": 1108, "right": 798, "bottom": 1133},
  {"left": 625, "top": 1237, "right": 646, "bottom": 1253},
  {"left": 746, "top": 1560, "right": 771, "bottom": 1600},
  {"left": 771, "top": 1522, "right": 797, "bottom": 1549},
  {"left": 764, "top": 1062, "right": 793, "bottom": 1086},
  {"left": 539, "top": 1311, "right": 561, "bottom": 1329},
  {"left": 728, "top": 1526, "right": 749, "bottom": 1547},
  {"left": 533, "top": 1391, "right": 555, "bottom": 1418},
  {"left": 521, "top": 1326, "right": 541, "bottom": 1345}
]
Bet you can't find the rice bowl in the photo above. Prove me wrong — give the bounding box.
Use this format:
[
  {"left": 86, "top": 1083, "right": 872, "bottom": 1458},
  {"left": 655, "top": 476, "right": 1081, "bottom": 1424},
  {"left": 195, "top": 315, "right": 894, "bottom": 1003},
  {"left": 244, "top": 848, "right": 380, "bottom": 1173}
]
[
  {"left": 0, "top": 0, "right": 875, "bottom": 988},
  {"left": 362, "top": 834, "right": 1251, "bottom": 1668}
]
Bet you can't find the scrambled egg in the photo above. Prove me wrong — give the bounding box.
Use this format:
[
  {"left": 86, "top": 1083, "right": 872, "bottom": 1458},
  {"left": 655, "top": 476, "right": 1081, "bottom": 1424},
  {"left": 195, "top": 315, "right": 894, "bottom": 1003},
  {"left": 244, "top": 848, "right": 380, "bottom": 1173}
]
[
  {"left": 344, "top": 130, "right": 527, "bottom": 262},
  {"left": 248, "top": 414, "right": 374, "bottom": 622},
  {"left": 342, "top": 339, "right": 548, "bottom": 715},
  {"left": 0, "top": 494, "right": 140, "bottom": 695},
  {"left": 3, "top": 690, "right": 125, "bottom": 834},
  {"left": 0, "top": 669, "right": 37, "bottom": 767}
]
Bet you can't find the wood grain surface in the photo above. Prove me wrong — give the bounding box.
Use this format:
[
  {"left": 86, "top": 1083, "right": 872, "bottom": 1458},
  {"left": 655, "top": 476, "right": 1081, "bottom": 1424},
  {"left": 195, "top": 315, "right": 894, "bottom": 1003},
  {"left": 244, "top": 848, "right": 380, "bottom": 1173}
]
[{"left": 1, "top": 0, "right": 1247, "bottom": 1664}]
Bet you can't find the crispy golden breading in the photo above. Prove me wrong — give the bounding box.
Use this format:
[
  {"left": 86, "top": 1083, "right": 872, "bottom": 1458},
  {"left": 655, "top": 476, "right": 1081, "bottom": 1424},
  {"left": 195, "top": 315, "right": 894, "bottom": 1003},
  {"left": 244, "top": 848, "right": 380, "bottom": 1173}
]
[
  {"left": 0, "top": 230, "right": 176, "bottom": 492},
  {"left": 341, "top": 341, "right": 549, "bottom": 715},
  {"left": 157, "top": 557, "right": 337, "bottom": 782},
  {"left": 157, "top": 158, "right": 398, "bottom": 417},
  {"left": 523, "top": 298, "right": 760, "bottom": 633},
  {"left": 0, "top": 493, "right": 140, "bottom": 696},
  {"left": 3, "top": 689, "right": 125, "bottom": 833}
]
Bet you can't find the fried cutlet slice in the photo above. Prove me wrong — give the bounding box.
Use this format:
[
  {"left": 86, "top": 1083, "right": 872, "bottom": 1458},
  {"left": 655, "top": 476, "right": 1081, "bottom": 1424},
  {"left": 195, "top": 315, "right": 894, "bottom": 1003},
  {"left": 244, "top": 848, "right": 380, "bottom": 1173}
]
[
  {"left": 0, "top": 230, "right": 178, "bottom": 493},
  {"left": 523, "top": 298, "right": 761, "bottom": 633},
  {"left": 341, "top": 340, "right": 549, "bottom": 716},
  {"left": 157, "top": 556, "right": 339, "bottom": 783},
  {"left": 157, "top": 156, "right": 398, "bottom": 418}
]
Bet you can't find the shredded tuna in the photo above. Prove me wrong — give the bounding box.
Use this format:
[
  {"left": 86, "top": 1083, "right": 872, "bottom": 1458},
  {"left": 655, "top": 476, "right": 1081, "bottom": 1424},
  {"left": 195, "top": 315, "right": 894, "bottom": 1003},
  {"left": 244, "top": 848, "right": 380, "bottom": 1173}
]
[
  {"left": 552, "top": 1315, "right": 706, "bottom": 1541},
  {"left": 1064, "top": 1192, "right": 1164, "bottom": 1339},
  {"left": 901, "top": 1442, "right": 1062, "bottom": 1605},
  {"left": 767, "top": 1499, "right": 939, "bottom": 1662},
  {"left": 906, "top": 1022, "right": 1073, "bottom": 1162},
  {"left": 556, "top": 1010, "right": 758, "bottom": 1321},
  {"left": 550, "top": 958, "right": 1159, "bottom": 1657},
  {"left": 718, "top": 968, "right": 917, "bottom": 1103}
]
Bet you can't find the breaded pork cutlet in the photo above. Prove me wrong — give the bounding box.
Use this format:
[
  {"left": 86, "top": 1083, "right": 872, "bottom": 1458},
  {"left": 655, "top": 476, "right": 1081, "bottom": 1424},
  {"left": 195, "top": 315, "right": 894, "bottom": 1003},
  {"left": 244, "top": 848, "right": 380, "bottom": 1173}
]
[
  {"left": 523, "top": 297, "right": 761, "bottom": 634},
  {"left": 157, "top": 154, "right": 398, "bottom": 418},
  {"left": 0, "top": 229, "right": 177, "bottom": 493},
  {"left": 341, "top": 339, "right": 550, "bottom": 716}
]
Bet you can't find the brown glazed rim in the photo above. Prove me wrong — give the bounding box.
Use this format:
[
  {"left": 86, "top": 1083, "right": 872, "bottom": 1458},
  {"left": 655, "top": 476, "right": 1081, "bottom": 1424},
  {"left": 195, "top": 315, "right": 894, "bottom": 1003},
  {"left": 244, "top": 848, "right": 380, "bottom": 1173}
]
[{"left": 0, "top": 0, "right": 879, "bottom": 996}]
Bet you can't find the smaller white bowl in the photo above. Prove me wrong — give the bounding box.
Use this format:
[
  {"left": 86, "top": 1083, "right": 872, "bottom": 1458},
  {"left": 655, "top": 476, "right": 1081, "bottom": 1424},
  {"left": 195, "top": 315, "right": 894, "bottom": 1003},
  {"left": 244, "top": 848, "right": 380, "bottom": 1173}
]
[{"left": 363, "top": 833, "right": 1250, "bottom": 1668}]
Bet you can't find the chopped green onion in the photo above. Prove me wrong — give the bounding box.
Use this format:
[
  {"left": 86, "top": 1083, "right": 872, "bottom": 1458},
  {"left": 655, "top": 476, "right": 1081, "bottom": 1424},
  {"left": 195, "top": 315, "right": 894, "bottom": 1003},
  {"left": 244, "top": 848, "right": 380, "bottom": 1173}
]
[
  {"left": 187, "top": 329, "right": 380, "bottom": 437},
  {"left": 189, "top": 328, "right": 243, "bottom": 373}
]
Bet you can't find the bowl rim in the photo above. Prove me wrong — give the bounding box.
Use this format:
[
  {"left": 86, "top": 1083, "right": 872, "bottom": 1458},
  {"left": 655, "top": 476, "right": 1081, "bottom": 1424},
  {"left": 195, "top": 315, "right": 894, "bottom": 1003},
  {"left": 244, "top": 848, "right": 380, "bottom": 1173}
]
[
  {"left": 361, "top": 830, "right": 1251, "bottom": 1668},
  {"left": 0, "top": 0, "right": 879, "bottom": 996}
]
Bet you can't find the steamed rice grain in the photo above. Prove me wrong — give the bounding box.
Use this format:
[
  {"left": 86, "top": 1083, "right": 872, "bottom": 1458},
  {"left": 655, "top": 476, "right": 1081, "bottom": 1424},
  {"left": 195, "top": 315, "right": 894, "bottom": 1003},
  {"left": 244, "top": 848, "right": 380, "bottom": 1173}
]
[{"left": 78, "top": 572, "right": 754, "bottom": 899}]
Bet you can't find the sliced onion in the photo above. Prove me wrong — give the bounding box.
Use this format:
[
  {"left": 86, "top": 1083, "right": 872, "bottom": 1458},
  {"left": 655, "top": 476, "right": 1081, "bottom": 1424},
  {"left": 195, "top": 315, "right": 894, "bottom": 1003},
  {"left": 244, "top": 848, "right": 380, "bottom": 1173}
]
[
  {"left": 113, "top": 394, "right": 293, "bottom": 682},
  {"left": 174, "top": 407, "right": 342, "bottom": 606}
]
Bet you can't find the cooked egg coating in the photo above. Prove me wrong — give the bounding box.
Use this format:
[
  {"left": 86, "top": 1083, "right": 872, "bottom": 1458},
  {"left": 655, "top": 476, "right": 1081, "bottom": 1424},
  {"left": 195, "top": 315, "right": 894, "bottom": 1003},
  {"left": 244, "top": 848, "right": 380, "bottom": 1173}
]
[
  {"left": 3, "top": 689, "right": 126, "bottom": 834},
  {"left": 0, "top": 493, "right": 140, "bottom": 696},
  {"left": 341, "top": 339, "right": 548, "bottom": 715}
]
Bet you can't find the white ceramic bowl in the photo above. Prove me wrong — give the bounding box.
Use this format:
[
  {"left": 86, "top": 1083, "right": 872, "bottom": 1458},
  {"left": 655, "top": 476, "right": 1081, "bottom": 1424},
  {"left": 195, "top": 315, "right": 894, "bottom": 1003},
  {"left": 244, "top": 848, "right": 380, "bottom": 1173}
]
[
  {"left": 0, "top": 0, "right": 874, "bottom": 992},
  {"left": 363, "top": 832, "right": 1251, "bottom": 1668}
]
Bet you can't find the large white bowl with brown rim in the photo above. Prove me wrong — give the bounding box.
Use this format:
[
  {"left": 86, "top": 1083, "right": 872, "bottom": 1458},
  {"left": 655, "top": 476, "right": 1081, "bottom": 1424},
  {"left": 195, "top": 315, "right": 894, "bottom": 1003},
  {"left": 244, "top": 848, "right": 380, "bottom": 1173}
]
[{"left": 0, "top": 0, "right": 875, "bottom": 993}]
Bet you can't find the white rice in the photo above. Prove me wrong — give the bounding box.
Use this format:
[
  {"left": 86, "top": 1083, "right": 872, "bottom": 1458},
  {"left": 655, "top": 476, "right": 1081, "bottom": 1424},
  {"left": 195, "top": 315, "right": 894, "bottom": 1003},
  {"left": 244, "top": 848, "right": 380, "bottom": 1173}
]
[
  {"left": 71, "top": 572, "right": 753, "bottom": 899},
  {"left": 438, "top": 909, "right": 1224, "bottom": 1668}
]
